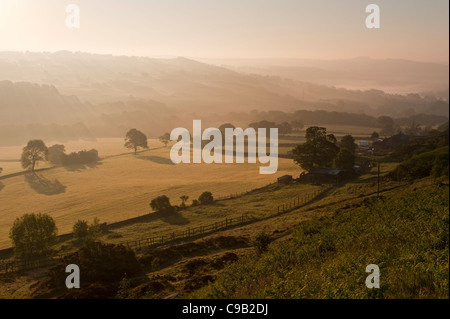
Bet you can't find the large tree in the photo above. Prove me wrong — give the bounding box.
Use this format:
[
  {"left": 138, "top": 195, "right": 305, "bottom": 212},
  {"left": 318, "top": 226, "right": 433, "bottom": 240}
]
[
  {"left": 335, "top": 148, "right": 356, "bottom": 170},
  {"left": 48, "top": 144, "right": 66, "bottom": 165},
  {"left": 150, "top": 195, "right": 173, "bottom": 213},
  {"left": 340, "top": 135, "right": 357, "bottom": 154},
  {"left": 21, "top": 140, "right": 49, "bottom": 172},
  {"left": 125, "top": 129, "right": 148, "bottom": 155},
  {"left": 292, "top": 127, "right": 339, "bottom": 171},
  {"left": 9, "top": 213, "right": 58, "bottom": 258}
]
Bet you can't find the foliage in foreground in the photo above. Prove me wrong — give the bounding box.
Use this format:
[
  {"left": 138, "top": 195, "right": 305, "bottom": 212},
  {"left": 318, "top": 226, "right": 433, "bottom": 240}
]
[
  {"left": 388, "top": 146, "right": 449, "bottom": 181},
  {"left": 191, "top": 185, "right": 449, "bottom": 299},
  {"left": 33, "top": 241, "right": 142, "bottom": 298},
  {"left": 9, "top": 213, "right": 58, "bottom": 258}
]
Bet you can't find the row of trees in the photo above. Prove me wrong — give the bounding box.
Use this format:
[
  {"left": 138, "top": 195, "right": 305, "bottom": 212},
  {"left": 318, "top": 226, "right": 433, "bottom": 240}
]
[
  {"left": 124, "top": 129, "right": 172, "bottom": 155},
  {"left": 9, "top": 190, "right": 216, "bottom": 258},
  {"left": 292, "top": 127, "right": 357, "bottom": 171},
  {"left": 124, "top": 121, "right": 304, "bottom": 157},
  {"left": 18, "top": 140, "right": 99, "bottom": 172},
  {"left": 150, "top": 192, "right": 214, "bottom": 213},
  {"left": 48, "top": 144, "right": 99, "bottom": 166},
  {"left": 9, "top": 213, "right": 104, "bottom": 258}
]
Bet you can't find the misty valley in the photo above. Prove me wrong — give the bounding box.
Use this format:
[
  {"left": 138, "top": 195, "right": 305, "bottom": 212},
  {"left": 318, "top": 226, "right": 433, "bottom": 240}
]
[{"left": 0, "top": 51, "right": 448, "bottom": 301}]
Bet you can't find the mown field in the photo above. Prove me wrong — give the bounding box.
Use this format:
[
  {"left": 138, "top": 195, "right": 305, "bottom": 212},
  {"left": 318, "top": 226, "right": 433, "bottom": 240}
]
[{"left": 0, "top": 145, "right": 301, "bottom": 249}]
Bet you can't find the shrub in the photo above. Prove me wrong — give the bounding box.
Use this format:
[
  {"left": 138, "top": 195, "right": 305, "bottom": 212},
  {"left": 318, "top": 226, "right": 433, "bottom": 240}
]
[
  {"left": 388, "top": 146, "right": 449, "bottom": 181},
  {"left": 191, "top": 199, "right": 200, "bottom": 207},
  {"left": 73, "top": 218, "right": 103, "bottom": 243},
  {"left": 253, "top": 232, "right": 271, "bottom": 255},
  {"left": 34, "top": 241, "right": 142, "bottom": 298},
  {"left": 150, "top": 195, "right": 173, "bottom": 213},
  {"left": 198, "top": 191, "right": 214, "bottom": 205},
  {"left": 73, "top": 220, "right": 89, "bottom": 240}
]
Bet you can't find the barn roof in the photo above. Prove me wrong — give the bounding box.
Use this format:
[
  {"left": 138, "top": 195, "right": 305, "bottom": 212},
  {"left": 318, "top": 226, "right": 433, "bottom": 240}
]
[{"left": 309, "top": 168, "right": 344, "bottom": 176}]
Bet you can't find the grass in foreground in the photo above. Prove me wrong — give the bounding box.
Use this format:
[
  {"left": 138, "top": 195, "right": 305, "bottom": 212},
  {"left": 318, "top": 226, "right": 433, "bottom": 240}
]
[{"left": 190, "top": 182, "right": 449, "bottom": 299}]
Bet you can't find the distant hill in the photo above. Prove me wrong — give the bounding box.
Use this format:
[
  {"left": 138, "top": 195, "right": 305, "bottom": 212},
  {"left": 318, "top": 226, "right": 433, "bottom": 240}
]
[
  {"left": 0, "top": 52, "right": 448, "bottom": 118},
  {"left": 201, "top": 57, "right": 450, "bottom": 98}
]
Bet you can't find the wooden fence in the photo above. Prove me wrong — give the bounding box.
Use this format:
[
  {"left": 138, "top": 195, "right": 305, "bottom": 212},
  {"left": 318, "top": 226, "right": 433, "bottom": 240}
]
[{"left": 121, "top": 214, "right": 254, "bottom": 250}]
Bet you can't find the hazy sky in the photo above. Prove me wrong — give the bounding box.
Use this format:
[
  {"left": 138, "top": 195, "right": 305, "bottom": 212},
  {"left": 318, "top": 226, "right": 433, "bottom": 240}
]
[{"left": 0, "top": 0, "right": 448, "bottom": 62}]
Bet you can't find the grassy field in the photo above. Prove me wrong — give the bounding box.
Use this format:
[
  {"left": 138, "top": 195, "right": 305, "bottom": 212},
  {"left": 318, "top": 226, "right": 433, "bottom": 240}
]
[
  {"left": 100, "top": 182, "right": 324, "bottom": 247},
  {"left": 0, "top": 146, "right": 301, "bottom": 249}
]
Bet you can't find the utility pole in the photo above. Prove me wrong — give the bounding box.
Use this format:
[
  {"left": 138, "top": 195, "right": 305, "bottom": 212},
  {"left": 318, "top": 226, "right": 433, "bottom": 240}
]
[{"left": 377, "top": 161, "right": 380, "bottom": 197}]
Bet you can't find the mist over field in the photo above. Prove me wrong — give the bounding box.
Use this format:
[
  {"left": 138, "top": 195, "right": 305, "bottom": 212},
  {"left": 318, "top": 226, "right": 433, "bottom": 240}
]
[{"left": 0, "top": 51, "right": 448, "bottom": 147}]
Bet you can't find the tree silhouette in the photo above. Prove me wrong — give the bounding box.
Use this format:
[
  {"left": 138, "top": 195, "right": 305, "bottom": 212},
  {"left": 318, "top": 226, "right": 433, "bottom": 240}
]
[
  {"left": 150, "top": 195, "right": 173, "bottom": 213},
  {"left": 180, "top": 195, "right": 189, "bottom": 207},
  {"left": 340, "top": 135, "right": 357, "bottom": 154},
  {"left": 198, "top": 191, "right": 214, "bottom": 205},
  {"left": 159, "top": 132, "right": 171, "bottom": 147},
  {"left": 48, "top": 144, "right": 66, "bottom": 165},
  {"left": 292, "top": 127, "right": 339, "bottom": 171},
  {"left": 371, "top": 131, "right": 380, "bottom": 141},
  {"left": 125, "top": 129, "right": 148, "bottom": 155},
  {"left": 21, "top": 140, "right": 49, "bottom": 172}
]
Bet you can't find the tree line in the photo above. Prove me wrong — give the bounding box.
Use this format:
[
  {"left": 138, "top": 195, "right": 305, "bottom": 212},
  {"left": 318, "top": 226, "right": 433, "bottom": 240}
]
[{"left": 19, "top": 140, "right": 99, "bottom": 172}]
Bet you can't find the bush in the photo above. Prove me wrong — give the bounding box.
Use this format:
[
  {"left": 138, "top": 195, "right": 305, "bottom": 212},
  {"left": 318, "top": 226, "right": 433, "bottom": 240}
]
[
  {"left": 73, "top": 218, "right": 103, "bottom": 242},
  {"left": 388, "top": 146, "right": 449, "bottom": 181},
  {"left": 34, "top": 241, "right": 142, "bottom": 298},
  {"left": 73, "top": 220, "right": 89, "bottom": 240},
  {"left": 198, "top": 191, "right": 214, "bottom": 205},
  {"left": 150, "top": 195, "right": 173, "bottom": 213},
  {"left": 253, "top": 232, "right": 271, "bottom": 255},
  {"left": 9, "top": 213, "right": 58, "bottom": 258},
  {"left": 191, "top": 199, "right": 200, "bottom": 207}
]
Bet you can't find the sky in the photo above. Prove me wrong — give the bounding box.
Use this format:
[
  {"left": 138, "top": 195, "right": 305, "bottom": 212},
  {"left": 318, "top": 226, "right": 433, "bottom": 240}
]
[{"left": 0, "top": 0, "right": 448, "bottom": 62}]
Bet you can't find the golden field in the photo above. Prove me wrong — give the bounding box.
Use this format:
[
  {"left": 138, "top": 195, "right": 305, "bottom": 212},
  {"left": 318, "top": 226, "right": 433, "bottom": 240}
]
[{"left": 0, "top": 143, "right": 301, "bottom": 249}]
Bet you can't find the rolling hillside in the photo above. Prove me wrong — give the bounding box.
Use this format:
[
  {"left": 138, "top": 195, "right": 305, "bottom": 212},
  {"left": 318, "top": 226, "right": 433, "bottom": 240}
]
[{"left": 0, "top": 146, "right": 301, "bottom": 249}]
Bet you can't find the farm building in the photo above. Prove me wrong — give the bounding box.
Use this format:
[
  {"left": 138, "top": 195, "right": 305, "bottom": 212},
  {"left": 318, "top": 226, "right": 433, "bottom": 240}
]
[
  {"left": 277, "top": 175, "right": 293, "bottom": 185},
  {"left": 359, "top": 141, "right": 370, "bottom": 149}
]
